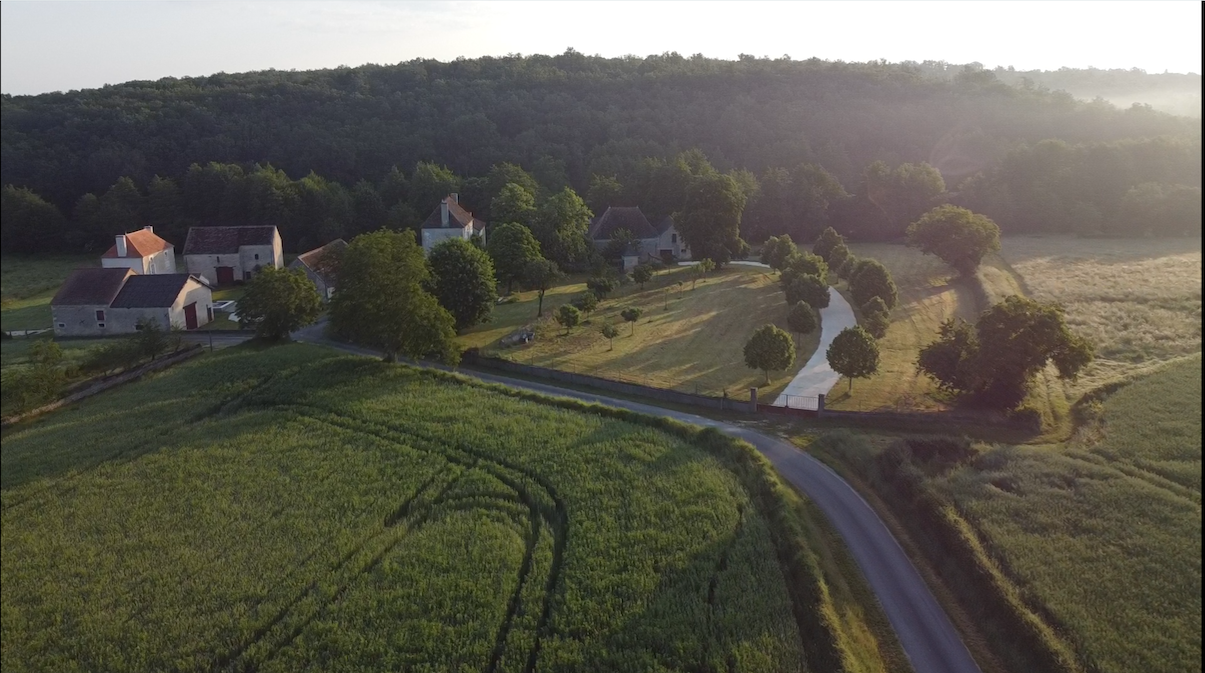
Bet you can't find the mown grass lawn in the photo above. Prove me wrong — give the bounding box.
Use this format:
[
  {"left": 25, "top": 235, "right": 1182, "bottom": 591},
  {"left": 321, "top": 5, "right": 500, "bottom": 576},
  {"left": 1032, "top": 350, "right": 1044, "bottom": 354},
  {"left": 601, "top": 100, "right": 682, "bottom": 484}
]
[
  {"left": 465, "top": 265, "right": 816, "bottom": 402},
  {"left": 0, "top": 342, "right": 902, "bottom": 673},
  {"left": 826, "top": 244, "right": 983, "bottom": 412},
  {"left": 0, "top": 254, "right": 97, "bottom": 332}
]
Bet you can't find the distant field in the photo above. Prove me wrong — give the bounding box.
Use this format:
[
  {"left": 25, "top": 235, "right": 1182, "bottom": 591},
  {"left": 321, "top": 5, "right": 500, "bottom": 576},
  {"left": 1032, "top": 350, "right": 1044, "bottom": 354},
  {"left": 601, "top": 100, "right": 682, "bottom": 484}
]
[
  {"left": 999, "top": 236, "right": 1202, "bottom": 392},
  {"left": 1, "top": 343, "right": 900, "bottom": 672},
  {"left": 943, "top": 355, "right": 1202, "bottom": 673},
  {"left": 469, "top": 265, "right": 815, "bottom": 402},
  {"left": 0, "top": 254, "right": 96, "bottom": 332},
  {"left": 826, "top": 244, "right": 981, "bottom": 412},
  {"left": 806, "top": 355, "right": 1202, "bottom": 673}
]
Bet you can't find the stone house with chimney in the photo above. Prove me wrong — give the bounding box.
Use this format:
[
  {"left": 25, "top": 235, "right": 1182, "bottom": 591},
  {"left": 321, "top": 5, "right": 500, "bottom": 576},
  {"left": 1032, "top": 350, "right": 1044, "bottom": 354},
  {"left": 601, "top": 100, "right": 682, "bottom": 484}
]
[
  {"left": 100, "top": 226, "right": 176, "bottom": 275},
  {"left": 183, "top": 226, "right": 283, "bottom": 285},
  {"left": 420, "top": 195, "right": 486, "bottom": 254}
]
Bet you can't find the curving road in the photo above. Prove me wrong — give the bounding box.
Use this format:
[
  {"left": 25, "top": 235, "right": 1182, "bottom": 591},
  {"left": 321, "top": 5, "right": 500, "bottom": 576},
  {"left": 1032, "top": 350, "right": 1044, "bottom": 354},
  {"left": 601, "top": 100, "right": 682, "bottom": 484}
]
[{"left": 295, "top": 328, "right": 982, "bottom": 673}]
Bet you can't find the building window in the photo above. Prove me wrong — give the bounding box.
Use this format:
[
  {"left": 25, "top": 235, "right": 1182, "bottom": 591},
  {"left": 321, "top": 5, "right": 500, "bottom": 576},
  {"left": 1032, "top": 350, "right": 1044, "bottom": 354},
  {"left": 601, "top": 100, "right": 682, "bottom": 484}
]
[
  {"left": 254, "top": 253, "right": 260, "bottom": 260},
  {"left": 98, "top": 323, "right": 106, "bottom": 328},
  {"left": 245, "top": 271, "right": 252, "bottom": 280},
  {"left": 671, "top": 234, "right": 678, "bottom": 243},
  {"left": 57, "top": 323, "right": 66, "bottom": 329},
  {"left": 95, "top": 309, "right": 105, "bottom": 321},
  {"left": 135, "top": 323, "right": 144, "bottom": 331}
]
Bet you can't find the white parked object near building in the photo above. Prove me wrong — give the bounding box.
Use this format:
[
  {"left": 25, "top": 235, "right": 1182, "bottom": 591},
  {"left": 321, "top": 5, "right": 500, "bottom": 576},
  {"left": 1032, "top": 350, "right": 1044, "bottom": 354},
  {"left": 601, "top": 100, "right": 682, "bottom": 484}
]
[{"left": 100, "top": 226, "right": 177, "bottom": 275}]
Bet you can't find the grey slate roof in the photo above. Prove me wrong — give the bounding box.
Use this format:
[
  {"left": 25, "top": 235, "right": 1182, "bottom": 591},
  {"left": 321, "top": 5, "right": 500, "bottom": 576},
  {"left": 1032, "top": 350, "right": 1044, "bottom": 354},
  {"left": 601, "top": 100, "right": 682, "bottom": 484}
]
[
  {"left": 183, "top": 226, "right": 278, "bottom": 255},
  {"left": 110, "top": 274, "right": 196, "bottom": 308},
  {"left": 654, "top": 215, "right": 676, "bottom": 236},
  {"left": 51, "top": 268, "right": 133, "bottom": 306},
  {"left": 588, "top": 207, "right": 657, "bottom": 240}
]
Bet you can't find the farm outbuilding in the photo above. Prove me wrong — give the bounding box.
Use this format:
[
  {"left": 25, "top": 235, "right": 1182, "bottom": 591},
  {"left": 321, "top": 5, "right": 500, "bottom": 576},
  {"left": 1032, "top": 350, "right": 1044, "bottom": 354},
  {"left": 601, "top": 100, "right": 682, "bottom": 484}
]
[
  {"left": 51, "top": 270, "right": 214, "bottom": 337},
  {"left": 289, "top": 239, "right": 346, "bottom": 300},
  {"left": 183, "top": 225, "right": 283, "bottom": 286}
]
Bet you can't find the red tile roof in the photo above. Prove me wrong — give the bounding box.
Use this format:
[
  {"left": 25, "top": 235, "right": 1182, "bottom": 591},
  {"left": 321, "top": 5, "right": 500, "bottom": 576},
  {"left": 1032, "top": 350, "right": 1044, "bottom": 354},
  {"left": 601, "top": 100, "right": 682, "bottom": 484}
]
[
  {"left": 420, "top": 196, "right": 485, "bottom": 231},
  {"left": 102, "top": 228, "right": 174, "bottom": 258}
]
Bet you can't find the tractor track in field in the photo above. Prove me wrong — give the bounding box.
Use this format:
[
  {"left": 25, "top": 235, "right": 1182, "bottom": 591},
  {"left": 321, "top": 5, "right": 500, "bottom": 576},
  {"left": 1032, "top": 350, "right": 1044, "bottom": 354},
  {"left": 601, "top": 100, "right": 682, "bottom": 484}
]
[
  {"left": 205, "top": 400, "right": 568, "bottom": 673},
  {"left": 297, "top": 330, "right": 984, "bottom": 673}
]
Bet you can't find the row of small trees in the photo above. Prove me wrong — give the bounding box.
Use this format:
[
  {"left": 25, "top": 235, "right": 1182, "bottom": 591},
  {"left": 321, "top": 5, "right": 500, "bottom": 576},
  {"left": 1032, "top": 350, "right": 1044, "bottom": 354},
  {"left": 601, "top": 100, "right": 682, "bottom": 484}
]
[{"left": 3, "top": 322, "right": 187, "bottom": 415}]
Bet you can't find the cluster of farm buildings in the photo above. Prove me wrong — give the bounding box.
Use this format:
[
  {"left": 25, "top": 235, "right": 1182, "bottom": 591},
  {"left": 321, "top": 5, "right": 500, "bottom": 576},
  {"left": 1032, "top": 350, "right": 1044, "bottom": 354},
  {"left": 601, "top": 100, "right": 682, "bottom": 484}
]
[{"left": 49, "top": 195, "right": 690, "bottom": 337}]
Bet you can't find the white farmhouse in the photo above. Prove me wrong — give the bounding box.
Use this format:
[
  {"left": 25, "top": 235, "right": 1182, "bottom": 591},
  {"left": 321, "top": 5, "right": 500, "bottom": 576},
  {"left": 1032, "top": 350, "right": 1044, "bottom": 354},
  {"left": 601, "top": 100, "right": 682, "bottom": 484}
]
[
  {"left": 420, "top": 194, "right": 486, "bottom": 254},
  {"left": 100, "top": 226, "right": 177, "bottom": 274},
  {"left": 183, "top": 225, "right": 283, "bottom": 286}
]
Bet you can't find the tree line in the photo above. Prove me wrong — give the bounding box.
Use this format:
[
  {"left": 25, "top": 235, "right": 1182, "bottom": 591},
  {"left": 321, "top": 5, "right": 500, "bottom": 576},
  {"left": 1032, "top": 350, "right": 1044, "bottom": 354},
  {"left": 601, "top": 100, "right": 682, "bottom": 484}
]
[
  {"left": 2, "top": 52, "right": 1200, "bottom": 253},
  {"left": 4, "top": 133, "right": 1198, "bottom": 259}
]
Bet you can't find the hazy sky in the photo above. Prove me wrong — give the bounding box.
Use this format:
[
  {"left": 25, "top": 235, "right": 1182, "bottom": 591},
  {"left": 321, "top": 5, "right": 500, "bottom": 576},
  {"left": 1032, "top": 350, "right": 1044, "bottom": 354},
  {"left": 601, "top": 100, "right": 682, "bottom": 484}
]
[{"left": 2, "top": 1, "right": 1201, "bottom": 95}]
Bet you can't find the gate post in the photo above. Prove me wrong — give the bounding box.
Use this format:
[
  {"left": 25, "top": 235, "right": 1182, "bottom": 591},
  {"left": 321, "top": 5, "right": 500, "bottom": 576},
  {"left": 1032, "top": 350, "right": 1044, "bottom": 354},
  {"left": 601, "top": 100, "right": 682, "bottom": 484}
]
[
  {"left": 749, "top": 387, "right": 758, "bottom": 413},
  {"left": 817, "top": 393, "right": 826, "bottom": 416}
]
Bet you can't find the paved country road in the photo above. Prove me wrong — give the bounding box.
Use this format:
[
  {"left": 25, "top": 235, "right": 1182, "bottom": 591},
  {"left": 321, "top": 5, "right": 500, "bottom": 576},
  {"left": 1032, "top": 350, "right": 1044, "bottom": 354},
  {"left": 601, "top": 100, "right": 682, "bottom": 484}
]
[{"left": 294, "top": 328, "right": 982, "bottom": 673}]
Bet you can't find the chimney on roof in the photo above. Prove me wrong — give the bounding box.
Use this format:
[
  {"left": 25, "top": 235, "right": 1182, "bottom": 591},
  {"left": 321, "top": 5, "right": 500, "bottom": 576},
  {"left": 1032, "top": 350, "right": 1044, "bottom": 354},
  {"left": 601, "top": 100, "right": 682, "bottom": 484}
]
[
  {"left": 451, "top": 193, "right": 459, "bottom": 203},
  {"left": 116, "top": 234, "right": 127, "bottom": 257},
  {"left": 441, "top": 199, "right": 449, "bottom": 226},
  {"left": 144, "top": 225, "right": 153, "bottom": 233}
]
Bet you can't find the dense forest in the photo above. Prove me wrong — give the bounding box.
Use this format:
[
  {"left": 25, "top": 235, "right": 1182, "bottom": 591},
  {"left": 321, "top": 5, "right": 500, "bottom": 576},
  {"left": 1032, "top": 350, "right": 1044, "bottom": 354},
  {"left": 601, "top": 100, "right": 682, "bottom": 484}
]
[{"left": 1, "top": 52, "right": 1200, "bottom": 254}]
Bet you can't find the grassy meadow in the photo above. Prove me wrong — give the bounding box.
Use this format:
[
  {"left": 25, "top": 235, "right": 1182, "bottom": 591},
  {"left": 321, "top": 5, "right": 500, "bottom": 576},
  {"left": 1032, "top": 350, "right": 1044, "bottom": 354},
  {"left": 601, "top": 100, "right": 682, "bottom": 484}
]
[
  {"left": 999, "top": 236, "right": 1202, "bottom": 393},
  {"left": 0, "top": 254, "right": 97, "bottom": 332},
  {"left": 465, "top": 265, "right": 816, "bottom": 402},
  {"left": 1, "top": 342, "right": 904, "bottom": 673},
  {"left": 801, "top": 355, "right": 1202, "bottom": 673}
]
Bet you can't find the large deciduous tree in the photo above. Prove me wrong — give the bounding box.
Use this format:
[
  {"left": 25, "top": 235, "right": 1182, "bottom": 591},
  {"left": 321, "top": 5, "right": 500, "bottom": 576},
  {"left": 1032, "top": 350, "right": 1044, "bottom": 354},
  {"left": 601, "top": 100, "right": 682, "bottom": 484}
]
[
  {"left": 786, "top": 301, "right": 818, "bottom": 344},
  {"left": 827, "top": 326, "right": 880, "bottom": 391},
  {"left": 532, "top": 187, "right": 593, "bottom": 270},
  {"left": 486, "top": 222, "right": 543, "bottom": 294},
  {"left": 811, "top": 227, "right": 845, "bottom": 262},
  {"left": 427, "top": 238, "right": 498, "bottom": 331},
  {"left": 906, "top": 205, "right": 1001, "bottom": 276},
  {"left": 675, "top": 173, "right": 747, "bottom": 266},
  {"left": 760, "top": 234, "right": 798, "bottom": 270},
  {"left": 491, "top": 182, "right": 537, "bottom": 228},
  {"left": 782, "top": 272, "right": 830, "bottom": 310},
  {"left": 236, "top": 267, "right": 324, "bottom": 340},
  {"left": 848, "top": 259, "right": 898, "bottom": 309},
  {"left": 917, "top": 296, "right": 1093, "bottom": 410},
  {"left": 743, "top": 324, "right": 796, "bottom": 384},
  {"left": 329, "top": 229, "right": 460, "bottom": 364}
]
